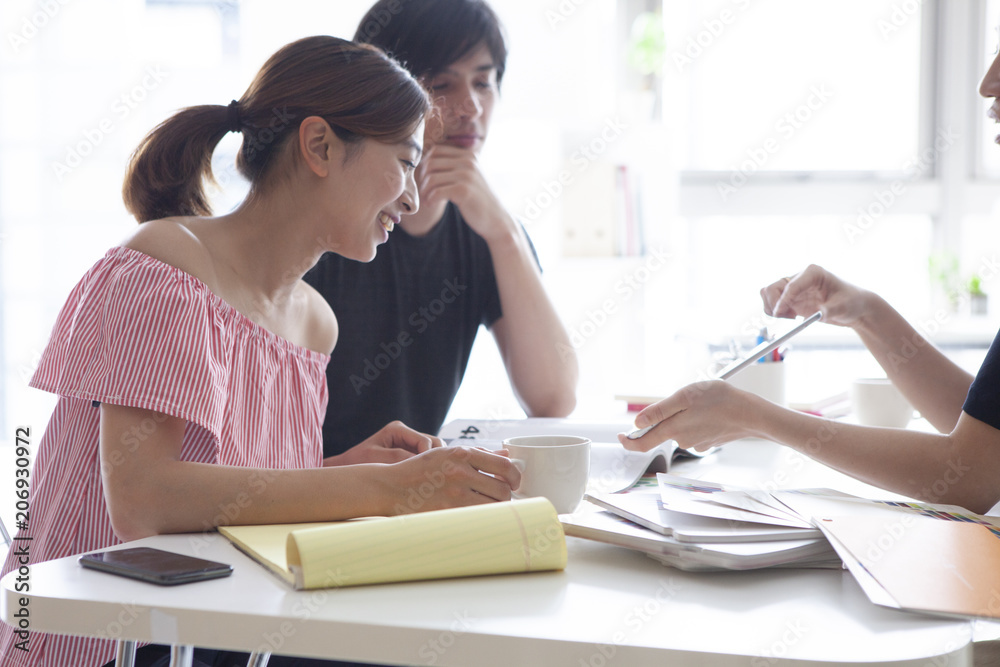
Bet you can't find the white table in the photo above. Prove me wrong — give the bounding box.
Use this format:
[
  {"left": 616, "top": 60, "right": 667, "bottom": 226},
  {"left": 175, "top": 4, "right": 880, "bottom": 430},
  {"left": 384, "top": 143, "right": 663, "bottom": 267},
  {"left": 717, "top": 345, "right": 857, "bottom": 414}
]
[{"left": 2, "top": 440, "right": 976, "bottom": 666}]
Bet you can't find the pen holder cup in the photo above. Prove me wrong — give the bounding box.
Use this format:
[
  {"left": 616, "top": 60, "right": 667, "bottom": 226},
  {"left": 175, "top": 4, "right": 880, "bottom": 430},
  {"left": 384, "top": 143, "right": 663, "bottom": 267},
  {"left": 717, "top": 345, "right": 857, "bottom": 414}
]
[{"left": 725, "top": 361, "right": 786, "bottom": 407}]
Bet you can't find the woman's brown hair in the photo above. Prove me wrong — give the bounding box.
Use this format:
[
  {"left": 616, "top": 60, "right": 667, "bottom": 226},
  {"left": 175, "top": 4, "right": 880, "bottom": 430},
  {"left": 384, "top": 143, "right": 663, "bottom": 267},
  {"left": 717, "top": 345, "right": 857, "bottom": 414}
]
[{"left": 122, "top": 35, "right": 429, "bottom": 223}]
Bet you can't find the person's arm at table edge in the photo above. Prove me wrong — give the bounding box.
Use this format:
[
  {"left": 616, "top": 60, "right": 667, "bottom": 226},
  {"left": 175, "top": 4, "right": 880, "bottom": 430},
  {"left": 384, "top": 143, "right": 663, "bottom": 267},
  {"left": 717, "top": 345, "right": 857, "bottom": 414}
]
[
  {"left": 487, "top": 221, "right": 578, "bottom": 417},
  {"left": 847, "top": 292, "right": 974, "bottom": 432},
  {"left": 742, "top": 395, "right": 1000, "bottom": 514},
  {"left": 626, "top": 383, "right": 1000, "bottom": 514},
  {"left": 99, "top": 404, "right": 519, "bottom": 542}
]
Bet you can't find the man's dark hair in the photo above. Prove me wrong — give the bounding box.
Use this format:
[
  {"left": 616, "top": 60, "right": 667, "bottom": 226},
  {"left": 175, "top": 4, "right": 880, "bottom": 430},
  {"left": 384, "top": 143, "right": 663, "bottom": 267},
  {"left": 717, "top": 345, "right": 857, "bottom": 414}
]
[{"left": 355, "top": 0, "right": 507, "bottom": 87}]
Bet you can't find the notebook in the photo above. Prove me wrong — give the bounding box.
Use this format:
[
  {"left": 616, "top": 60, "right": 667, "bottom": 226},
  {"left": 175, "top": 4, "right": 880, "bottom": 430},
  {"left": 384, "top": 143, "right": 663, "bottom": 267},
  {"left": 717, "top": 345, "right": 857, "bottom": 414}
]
[{"left": 219, "top": 497, "right": 567, "bottom": 589}]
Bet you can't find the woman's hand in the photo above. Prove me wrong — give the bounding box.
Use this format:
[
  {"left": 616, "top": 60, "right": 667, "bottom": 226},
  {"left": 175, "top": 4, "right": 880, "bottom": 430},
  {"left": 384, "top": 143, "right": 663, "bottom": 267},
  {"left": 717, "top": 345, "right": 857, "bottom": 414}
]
[
  {"left": 380, "top": 446, "right": 521, "bottom": 515},
  {"left": 618, "top": 381, "right": 764, "bottom": 453},
  {"left": 761, "top": 264, "right": 873, "bottom": 329},
  {"left": 324, "top": 421, "right": 442, "bottom": 466}
]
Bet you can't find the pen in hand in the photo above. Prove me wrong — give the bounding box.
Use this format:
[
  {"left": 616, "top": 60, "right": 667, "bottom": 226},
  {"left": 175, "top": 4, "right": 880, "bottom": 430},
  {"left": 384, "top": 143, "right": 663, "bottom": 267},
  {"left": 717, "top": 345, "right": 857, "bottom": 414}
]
[{"left": 626, "top": 312, "right": 822, "bottom": 440}]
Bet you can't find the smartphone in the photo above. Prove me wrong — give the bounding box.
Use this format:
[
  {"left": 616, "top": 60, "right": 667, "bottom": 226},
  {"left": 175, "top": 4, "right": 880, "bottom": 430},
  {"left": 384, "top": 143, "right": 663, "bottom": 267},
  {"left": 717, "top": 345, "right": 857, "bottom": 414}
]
[{"left": 79, "top": 546, "right": 233, "bottom": 585}]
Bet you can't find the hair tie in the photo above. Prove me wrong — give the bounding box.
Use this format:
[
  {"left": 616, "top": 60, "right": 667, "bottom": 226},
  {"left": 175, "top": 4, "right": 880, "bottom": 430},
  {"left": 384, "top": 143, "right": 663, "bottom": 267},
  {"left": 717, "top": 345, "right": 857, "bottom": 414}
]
[{"left": 226, "top": 100, "right": 242, "bottom": 133}]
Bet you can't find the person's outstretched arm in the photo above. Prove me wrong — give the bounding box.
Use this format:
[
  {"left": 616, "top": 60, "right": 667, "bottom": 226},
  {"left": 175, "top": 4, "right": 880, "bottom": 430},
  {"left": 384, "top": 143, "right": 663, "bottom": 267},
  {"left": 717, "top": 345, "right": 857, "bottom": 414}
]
[
  {"left": 760, "top": 264, "right": 974, "bottom": 432},
  {"left": 620, "top": 264, "right": 998, "bottom": 512},
  {"left": 419, "top": 144, "right": 578, "bottom": 417},
  {"left": 619, "top": 380, "right": 1000, "bottom": 514},
  {"left": 100, "top": 404, "right": 520, "bottom": 542}
]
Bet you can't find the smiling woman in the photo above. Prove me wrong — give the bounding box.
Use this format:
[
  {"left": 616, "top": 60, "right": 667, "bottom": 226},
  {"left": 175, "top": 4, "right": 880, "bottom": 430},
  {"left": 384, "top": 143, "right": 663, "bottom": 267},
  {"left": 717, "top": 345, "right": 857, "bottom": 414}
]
[{"left": 0, "top": 34, "right": 528, "bottom": 667}]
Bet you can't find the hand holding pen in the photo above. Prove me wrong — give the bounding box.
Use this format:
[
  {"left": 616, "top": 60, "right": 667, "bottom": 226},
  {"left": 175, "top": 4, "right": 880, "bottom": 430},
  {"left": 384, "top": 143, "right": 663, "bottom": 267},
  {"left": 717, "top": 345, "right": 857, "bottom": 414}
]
[{"left": 624, "top": 312, "right": 822, "bottom": 441}]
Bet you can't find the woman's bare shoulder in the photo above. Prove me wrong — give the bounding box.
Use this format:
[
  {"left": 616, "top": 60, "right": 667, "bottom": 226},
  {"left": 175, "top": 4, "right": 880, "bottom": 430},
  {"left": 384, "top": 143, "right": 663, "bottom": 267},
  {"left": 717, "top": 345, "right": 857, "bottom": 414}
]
[
  {"left": 121, "top": 218, "right": 219, "bottom": 287},
  {"left": 299, "top": 281, "right": 339, "bottom": 355}
]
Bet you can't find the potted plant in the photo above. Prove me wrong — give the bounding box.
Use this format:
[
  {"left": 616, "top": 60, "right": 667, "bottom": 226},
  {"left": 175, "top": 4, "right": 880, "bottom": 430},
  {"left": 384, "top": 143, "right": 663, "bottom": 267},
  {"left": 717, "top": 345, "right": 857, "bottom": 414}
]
[
  {"left": 968, "top": 274, "right": 988, "bottom": 316},
  {"left": 928, "top": 252, "right": 961, "bottom": 313}
]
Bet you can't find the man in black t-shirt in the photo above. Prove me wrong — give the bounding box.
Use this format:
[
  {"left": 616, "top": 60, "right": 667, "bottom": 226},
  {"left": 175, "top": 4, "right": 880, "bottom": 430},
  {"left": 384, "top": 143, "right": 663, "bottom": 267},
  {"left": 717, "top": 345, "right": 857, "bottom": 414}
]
[{"left": 306, "top": 0, "right": 578, "bottom": 462}]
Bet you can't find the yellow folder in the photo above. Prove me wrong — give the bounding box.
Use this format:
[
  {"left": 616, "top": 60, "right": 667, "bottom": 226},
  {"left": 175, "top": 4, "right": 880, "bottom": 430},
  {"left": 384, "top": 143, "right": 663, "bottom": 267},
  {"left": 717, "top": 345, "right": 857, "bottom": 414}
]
[
  {"left": 219, "top": 497, "right": 567, "bottom": 589},
  {"left": 818, "top": 514, "right": 1000, "bottom": 620}
]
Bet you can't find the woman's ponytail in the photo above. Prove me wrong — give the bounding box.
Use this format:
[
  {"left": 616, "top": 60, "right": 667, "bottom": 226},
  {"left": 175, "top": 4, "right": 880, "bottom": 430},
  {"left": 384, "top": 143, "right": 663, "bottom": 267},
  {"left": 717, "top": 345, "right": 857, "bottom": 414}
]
[
  {"left": 122, "top": 104, "right": 238, "bottom": 223},
  {"left": 122, "top": 36, "right": 429, "bottom": 224}
]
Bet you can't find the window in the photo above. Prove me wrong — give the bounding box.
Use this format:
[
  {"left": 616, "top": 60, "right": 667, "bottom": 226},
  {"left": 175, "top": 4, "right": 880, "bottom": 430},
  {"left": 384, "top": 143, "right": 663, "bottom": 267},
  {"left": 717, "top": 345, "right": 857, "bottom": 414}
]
[
  {"left": 673, "top": 0, "right": 922, "bottom": 173},
  {"left": 631, "top": 0, "right": 1000, "bottom": 413},
  {"left": 2, "top": 0, "right": 999, "bottom": 434}
]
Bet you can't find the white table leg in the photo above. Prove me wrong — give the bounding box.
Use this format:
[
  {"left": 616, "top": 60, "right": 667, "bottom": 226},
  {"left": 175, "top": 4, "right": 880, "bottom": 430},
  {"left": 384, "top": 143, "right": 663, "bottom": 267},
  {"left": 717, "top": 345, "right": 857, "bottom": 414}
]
[
  {"left": 246, "top": 651, "right": 271, "bottom": 666},
  {"left": 169, "top": 644, "right": 194, "bottom": 667},
  {"left": 114, "top": 639, "right": 136, "bottom": 667}
]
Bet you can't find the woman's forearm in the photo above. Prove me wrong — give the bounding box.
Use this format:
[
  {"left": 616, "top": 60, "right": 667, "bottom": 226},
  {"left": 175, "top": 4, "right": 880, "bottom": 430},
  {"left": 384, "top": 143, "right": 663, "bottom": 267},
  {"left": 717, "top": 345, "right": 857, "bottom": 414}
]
[
  {"left": 746, "top": 396, "right": 997, "bottom": 512},
  {"left": 106, "top": 458, "right": 393, "bottom": 541},
  {"left": 851, "top": 294, "right": 974, "bottom": 432}
]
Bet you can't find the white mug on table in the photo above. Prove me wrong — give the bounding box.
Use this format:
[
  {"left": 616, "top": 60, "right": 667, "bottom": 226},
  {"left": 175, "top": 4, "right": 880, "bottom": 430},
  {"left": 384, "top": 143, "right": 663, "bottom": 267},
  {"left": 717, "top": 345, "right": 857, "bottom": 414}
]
[
  {"left": 503, "top": 435, "right": 591, "bottom": 514},
  {"left": 850, "top": 378, "right": 913, "bottom": 428}
]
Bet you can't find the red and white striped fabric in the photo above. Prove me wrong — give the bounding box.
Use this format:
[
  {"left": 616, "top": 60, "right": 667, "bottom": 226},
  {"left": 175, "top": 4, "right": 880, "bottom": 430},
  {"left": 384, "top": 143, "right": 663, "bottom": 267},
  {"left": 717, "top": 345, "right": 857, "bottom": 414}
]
[{"left": 0, "top": 246, "right": 329, "bottom": 667}]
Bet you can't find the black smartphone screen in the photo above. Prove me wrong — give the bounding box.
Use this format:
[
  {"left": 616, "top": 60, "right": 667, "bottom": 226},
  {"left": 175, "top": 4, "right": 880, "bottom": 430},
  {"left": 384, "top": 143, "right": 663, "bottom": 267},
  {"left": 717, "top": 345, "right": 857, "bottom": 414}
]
[{"left": 79, "top": 547, "right": 233, "bottom": 585}]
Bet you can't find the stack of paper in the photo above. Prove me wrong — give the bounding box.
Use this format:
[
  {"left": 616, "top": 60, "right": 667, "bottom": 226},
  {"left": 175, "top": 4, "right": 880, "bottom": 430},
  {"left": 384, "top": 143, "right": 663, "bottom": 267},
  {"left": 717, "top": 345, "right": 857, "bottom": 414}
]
[
  {"left": 564, "top": 474, "right": 1000, "bottom": 622},
  {"left": 774, "top": 489, "right": 1000, "bottom": 620},
  {"left": 562, "top": 473, "right": 842, "bottom": 571}
]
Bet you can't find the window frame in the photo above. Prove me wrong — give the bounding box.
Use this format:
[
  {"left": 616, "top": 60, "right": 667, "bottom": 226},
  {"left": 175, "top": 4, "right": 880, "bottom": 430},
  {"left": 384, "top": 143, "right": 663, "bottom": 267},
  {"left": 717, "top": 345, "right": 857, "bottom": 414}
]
[{"left": 670, "top": 0, "right": 998, "bottom": 256}]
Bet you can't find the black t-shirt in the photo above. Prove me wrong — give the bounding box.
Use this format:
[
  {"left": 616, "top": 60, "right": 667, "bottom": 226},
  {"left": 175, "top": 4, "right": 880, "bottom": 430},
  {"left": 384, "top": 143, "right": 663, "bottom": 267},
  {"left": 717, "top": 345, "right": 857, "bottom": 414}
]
[
  {"left": 304, "top": 203, "right": 505, "bottom": 457},
  {"left": 963, "top": 328, "right": 1000, "bottom": 430}
]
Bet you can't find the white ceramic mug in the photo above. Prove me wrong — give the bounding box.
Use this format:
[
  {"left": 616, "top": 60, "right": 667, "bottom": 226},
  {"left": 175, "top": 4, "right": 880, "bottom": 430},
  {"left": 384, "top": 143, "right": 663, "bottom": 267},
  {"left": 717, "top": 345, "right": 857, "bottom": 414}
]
[
  {"left": 850, "top": 378, "right": 913, "bottom": 428},
  {"left": 503, "top": 435, "right": 591, "bottom": 514}
]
